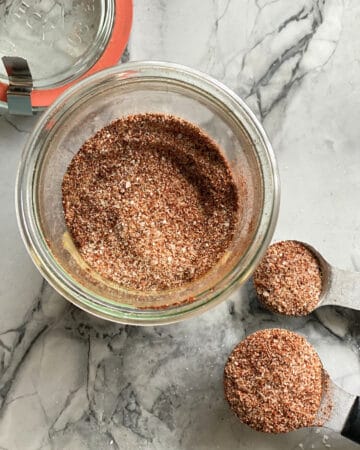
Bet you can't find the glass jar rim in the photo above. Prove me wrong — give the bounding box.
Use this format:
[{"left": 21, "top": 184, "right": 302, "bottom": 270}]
[{"left": 16, "top": 61, "right": 280, "bottom": 325}]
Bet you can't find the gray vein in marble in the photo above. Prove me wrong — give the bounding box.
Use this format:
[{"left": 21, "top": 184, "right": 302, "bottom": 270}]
[
  {"left": 0, "top": 280, "right": 51, "bottom": 409},
  {"left": 214, "top": 0, "right": 231, "bottom": 30},
  {"left": 3, "top": 115, "right": 31, "bottom": 134},
  {"left": 150, "top": 384, "right": 181, "bottom": 431},
  {"left": 115, "top": 383, "right": 152, "bottom": 441},
  {"left": 245, "top": 1, "right": 326, "bottom": 118},
  {"left": 255, "top": 0, "right": 281, "bottom": 8},
  {"left": 351, "top": 254, "right": 360, "bottom": 271},
  {"left": 120, "top": 45, "right": 130, "bottom": 64},
  {"left": 0, "top": 266, "right": 68, "bottom": 420}
]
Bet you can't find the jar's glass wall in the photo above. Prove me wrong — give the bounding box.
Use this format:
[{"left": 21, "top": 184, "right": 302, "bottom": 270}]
[
  {"left": 35, "top": 77, "right": 263, "bottom": 309},
  {"left": 17, "top": 63, "right": 279, "bottom": 324}
]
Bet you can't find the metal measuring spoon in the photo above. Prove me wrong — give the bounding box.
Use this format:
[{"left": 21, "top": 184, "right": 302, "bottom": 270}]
[
  {"left": 307, "top": 242, "right": 360, "bottom": 311},
  {"left": 224, "top": 328, "right": 360, "bottom": 443},
  {"left": 320, "top": 377, "right": 360, "bottom": 444},
  {"left": 253, "top": 240, "right": 360, "bottom": 315},
  {"left": 224, "top": 328, "right": 360, "bottom": 444}
]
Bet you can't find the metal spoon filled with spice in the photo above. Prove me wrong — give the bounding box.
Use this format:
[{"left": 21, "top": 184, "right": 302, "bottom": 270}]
[
  {"left": 224, "top": 329, "right": 360, "bottom": 444},
  {"left": 253, "top": 240, "right": 360, "bottom": 316}
]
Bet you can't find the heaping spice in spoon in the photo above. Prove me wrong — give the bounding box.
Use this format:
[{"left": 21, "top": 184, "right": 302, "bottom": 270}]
[
  {"left": 62, "top": 113, "right": 239, "bottom": 291},
  {"left": 224, "top": 328, "right": 330, "bottom": 433},
  {"left": 253, "top": 240, "right": 322, "bottom": 316}
]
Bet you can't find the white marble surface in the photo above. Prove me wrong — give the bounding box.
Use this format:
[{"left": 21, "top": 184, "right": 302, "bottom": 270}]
[{"left": 1, "top": 0, "right": 360, "bottom": 449}]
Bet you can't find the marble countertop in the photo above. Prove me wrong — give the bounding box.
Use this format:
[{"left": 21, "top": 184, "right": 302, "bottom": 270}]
[{"left": 1, "top": 0, "right": 360, "bottom": 449}]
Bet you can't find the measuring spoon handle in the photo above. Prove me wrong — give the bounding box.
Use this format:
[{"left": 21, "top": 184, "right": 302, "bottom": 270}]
[
  {"left": 321, "top": 267, "right": 360, "bottom": 311},
  {"left": 341, "top": 396, "right": 360, "bottom": 444}
]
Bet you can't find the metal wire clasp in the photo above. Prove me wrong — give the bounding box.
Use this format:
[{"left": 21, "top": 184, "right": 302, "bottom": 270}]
[{"left": 2, "top": 56, "right": 33, "bottom": 116}]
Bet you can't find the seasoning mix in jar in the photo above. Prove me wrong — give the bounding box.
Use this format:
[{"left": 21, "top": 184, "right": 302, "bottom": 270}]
[
  {"left": 62, "top": 113, "right": 240, "bottom": 291},
  {"left": 16, "top": 62, "right": 279, "bottom": 324}
]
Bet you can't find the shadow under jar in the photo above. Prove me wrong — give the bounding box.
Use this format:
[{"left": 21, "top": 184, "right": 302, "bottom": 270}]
[{"left": 16, "top": 61, "right": 279, "bottom": 325}]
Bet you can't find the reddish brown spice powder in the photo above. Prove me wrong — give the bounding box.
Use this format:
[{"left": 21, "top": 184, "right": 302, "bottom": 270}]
[
  {"left": 253, "top": 240, "right": 322, "bottom": 316},
  {"left": 62, "top": 113, "right": 239, "bottom": 291},
  {"left": 224, "top": 328, "right": 326, "bottom": 433}
]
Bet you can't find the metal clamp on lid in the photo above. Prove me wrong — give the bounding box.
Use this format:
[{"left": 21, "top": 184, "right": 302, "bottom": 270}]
[{"left": 2, "top": 56, "right": 33, "bottom": 116}]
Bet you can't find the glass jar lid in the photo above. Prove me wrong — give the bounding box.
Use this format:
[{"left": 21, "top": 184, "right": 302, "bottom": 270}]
[{"left": 0, "top": 0, "right": 132, "bottom": 114}]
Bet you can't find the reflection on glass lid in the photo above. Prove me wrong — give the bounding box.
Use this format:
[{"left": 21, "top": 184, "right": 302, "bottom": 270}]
[{"left": 0, "top": 0, "right": 112, "bottom": 89}]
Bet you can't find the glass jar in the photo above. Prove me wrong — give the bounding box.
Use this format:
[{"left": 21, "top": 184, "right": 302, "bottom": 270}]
[{"left": 16, "top": 61, "right": 280, "bottom": 325}]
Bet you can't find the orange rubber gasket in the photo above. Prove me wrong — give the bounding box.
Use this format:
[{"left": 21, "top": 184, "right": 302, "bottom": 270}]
[{"left": 0, "top": 0, "right": 132, "bottom": 108}]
